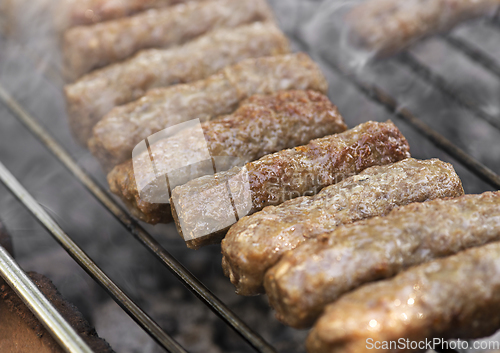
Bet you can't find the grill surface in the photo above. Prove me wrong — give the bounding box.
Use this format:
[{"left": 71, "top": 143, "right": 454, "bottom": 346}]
[{"left": 0, "top": 1, "right": 500, "bottom": 352}]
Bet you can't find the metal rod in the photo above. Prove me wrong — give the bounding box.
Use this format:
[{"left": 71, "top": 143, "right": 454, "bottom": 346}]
[
  {"left": 0, "top": 85, "right": 277, "bottom": 353},
  {"left": 395, "top": 51, "right": 500, "bottom": 132},
  {"left": 288, "top": 38, "right": 498, "bottom": 353},
  {"left": 0, "top": 246, "right": 94, "bottom": 353},
  {"left": 322, "top": 52, "right": 500, "bottom": 190},
  {"left": 442, "top": 34, "right": 500, "bottom": 80},
  {"left": 0, "top": 159, "right": 187, "bottom": 353},
  {"left": 290, "top": 33, "right": 500, "bottom": 192}
]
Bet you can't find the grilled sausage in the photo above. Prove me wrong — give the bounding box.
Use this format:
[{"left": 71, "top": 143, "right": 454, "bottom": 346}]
[
  {"left": 89, "top": 53, "right": 328, "bottom": 168},
  {"left": 171, "top": 120, "right": 411, "bottom": 249},
  {"left": 0, "top": 272, "right": 115, "bottom": 353},
  {"left": 65, "top": 22, "right": 290, "bottom": 146},
  {"left": 2, "top": 0, "right": 205, "bottom": 33},
  {"left": 65, "top": 0, "right": 206, "bottom": 27},
  {"left": 223, "top": 158, "right": 464, "bottom": 296},
  {"left": 107, "top": 90, "right": 347, "bottom": 224},
  {"left": 346, "top": 0, "right": 500, "bottom": 56},
  {"left": 63, "top": 0, "right": 274, "bottom": 80},
  {"left": 265, "top": 192, "right": 500, "bottom": 329},
  {"left": 307, "top": 238, "right": 500, "bottom": 353}
]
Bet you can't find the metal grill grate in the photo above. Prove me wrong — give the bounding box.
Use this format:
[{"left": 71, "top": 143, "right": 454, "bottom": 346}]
[
  {"left": 0, "top": 86, "right": 276, "bottom": 353},
  {"left": 1, "top": 3, "right": 500, "bottom": 353}
]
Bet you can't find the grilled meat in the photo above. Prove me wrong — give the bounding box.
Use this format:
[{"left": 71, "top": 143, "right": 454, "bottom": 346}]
[
  {"left": 223, "top": 158, "right": 463, "bottom": 296},
  {"left": 63, "top": 0, "right": 273, "bottom": 80},
  {"left": 171, "top": 121, "right": 411, "bottom": 249},
  {"left": 88, "top": 53, "right": 328, "bottom": 168},
  {"left": 265, "top": 191, "right": 500, "bottom": 328},
  {"left": 2, "top": 0, "right": 206, "bottom": 32},
  {"left": 65, "top": 22, "right": 290, "bottom": 146},
  {"left": 1, "top": 272, "right": 115, "bottom": 353},
  {"left": 66, "top": 0, "right": 206, "bottom": 27},
  {"left": 346, "top": 0, "right": 500, "bottom": 56},
  {"left": 307, "top": 239, "right": 500, "bottom": 353},
  {"left": 108, "top": 90, "right": 347, "bottom": 224}
]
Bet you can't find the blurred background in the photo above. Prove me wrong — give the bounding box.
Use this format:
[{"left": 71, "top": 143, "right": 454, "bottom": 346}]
[{"left": 0, "top": 0, "right": 499, "bottom": 352}]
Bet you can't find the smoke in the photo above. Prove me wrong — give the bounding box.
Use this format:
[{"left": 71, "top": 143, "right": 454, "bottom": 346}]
[
  {"left": 297, "top": 0, "right": 500, "bottom": 194},
  {"left": 301, "top": 0, "right": 374, "bottom": 69}
]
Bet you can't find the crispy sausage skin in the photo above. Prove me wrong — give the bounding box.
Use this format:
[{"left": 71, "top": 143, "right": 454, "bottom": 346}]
[
  {"left": 266, "top": 192, "right": 500, "bottom": 329},
  {"left": 172, "top": 120, "right": 411, "bottom": 249},
  {"left": 223, "top": 158, "right": 463, "bottom": 296},
  {"left": 307, "top": 236, "right": 500, "bottom": 353},
  {"left": 108, "top": 90, "right": 347, "bottom": 224},
  {"left": 2, "top": 0, "right": 207, "bottom": 33},
  {"left": 65, "top": 22, "right": 290, "bottom": 146},
  {"left": 66, "top": 0, "right": 207, "bottom": 27},
  {"left": 89, "top": 53, "right": 328, "bottom": 168},
  {"left": 63, "top": 0, "right": 274, "bottom": 80}
]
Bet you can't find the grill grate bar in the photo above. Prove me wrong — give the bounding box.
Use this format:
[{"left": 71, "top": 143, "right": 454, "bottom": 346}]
[
  {"left": 306, "top": 51, "right": 500, "bottom": 353},
  {"left": 0, "top": 159, "right": 187, "bottom": 353},
  {"left": 319, "top": 51, "right": 500, "bottom": 191},
  {"left": 395, "top": 51, "right": 500, "bottom": 132},
  {"left": 0, "top": 246, "right": 94, "bottom": 353},
  {"left": 291, "top": 31, "right": 500, "bottom": 192},
  {"left": 0, "top": 84, "right": 277, "bottom": 353},
  {"left": 442, "top": 34, "right": 500, "bottom": 80}
]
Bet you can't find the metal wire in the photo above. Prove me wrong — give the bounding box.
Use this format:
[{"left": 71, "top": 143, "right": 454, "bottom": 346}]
[
  {"left": 293, "top": 36, "right": 495, "bottom": 351},
  {"left": 395, "top": 51, "right": 500, "bottom": 132},
  {"left": 0, "top": 246, "right": 94, "bottom": 353},
  {"left": 442, "top": 34, "right": 500, "bottom": 80},
  {"left": 323, "top": 53, "right": 500, "bottom": 191},
  {"left": 0, "top": 159, "right": 187, "bottom": 353},
  {"left": 0, "top": 84, "right": 277, "bottom": 353},
  {"left": 287, "top": 43, "right": 480, "bottom": 353},
  {"left": 290, "top": 32, "right": 500, "bottom": 192}
]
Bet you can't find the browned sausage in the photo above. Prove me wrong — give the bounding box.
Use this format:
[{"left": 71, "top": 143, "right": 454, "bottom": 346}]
[
  {"left": 66, "top": 0, "right": 207, "bottom": 27},
  {"left": 266, "top": 192, "right": 500, "bottom": 329},
  {"left": 171, "top": 120, "right": 411, "bottom": 249},
  {"left": 107, "top": 90, "right": 347, "bottom": 224},
  {"left": 63, "top": 0, "right": 274, "bottom": 80},
  {"left": 222, "top": 158, "right": 463, "bottom": 296},
  {"left": 88, "top": 53, "right": 328, "bottom": 168},
  {"left": 65, "top": 22, "right": 290, "bottom": 146},
  {"left": 346, "top": 0, "right": 500, "bottom": 56},
  {"left": 2, "top": 0, "right": 206, "bottom": 33},
  {"left": 307, "top": 234, "right": 500, "bottom": 353}
]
